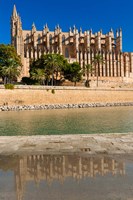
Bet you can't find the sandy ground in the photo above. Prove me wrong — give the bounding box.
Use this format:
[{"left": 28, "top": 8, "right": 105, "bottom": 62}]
[{"left": 0, "top": 87, "right": 133, "bottom": 106}]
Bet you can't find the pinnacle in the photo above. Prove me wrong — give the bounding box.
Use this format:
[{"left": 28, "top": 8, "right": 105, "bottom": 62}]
[
  {"left": 32, "top": 22, "right": 35, "bottom": 27},
  {"left": 12, "top": 4, "right": 17, "bottom": 17}
]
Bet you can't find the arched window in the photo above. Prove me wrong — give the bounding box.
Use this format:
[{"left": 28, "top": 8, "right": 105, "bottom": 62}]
[
  {"left": 62, "top": 35, "right": 65, "bottom": 45},
  {"left": 65, "top": 48, "right": 69, "bottom": 58},
  {"left": 38, "top": 34, "right": 41, "bottom": 44},
  {"left": 26, "top": 34, "right": 29, "bottom": 44},
  {"left": 49, "top": 34, "right": 52, "bottom": 45}
]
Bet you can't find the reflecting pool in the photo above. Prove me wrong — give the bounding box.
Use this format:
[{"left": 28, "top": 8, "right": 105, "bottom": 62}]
[{"left": 0, "top": 106, "right": 133, "bottom": 135}]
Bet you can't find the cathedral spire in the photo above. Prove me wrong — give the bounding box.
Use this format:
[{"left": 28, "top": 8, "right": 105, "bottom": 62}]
[
  {"left": 12, "top": 4, "right": 18, "bottom": 18},
  {"left": 32, "top": 22, "right": 36, "bottom": 28},
  {"left": 32, "top": 22, "right": 36, "bottom": 33},
  {"left": 116, "top": 29, "right": 119, "bottom": 37},
  {"left": 119, "top": 27, "right": 122, "bottom": 37}
]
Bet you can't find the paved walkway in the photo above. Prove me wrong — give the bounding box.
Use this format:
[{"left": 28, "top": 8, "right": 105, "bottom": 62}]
[{"left": 0, "top": 133, "right": 133, "bottom": 155}]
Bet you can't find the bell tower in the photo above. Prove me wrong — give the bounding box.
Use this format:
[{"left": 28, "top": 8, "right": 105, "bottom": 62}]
[{"left": 11, "top": 5, "right": 24, "bottom": 56}]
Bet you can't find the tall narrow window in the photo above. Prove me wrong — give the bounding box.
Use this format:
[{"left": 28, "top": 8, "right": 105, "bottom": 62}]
[
  {"left": 62, "top": 35, "right": 65, "bottom": 45},
  {"left": 49, "top": 34, "right": 52, "bottom": 45},
  {"left": 38, "top": 34, "right": 41, "bottom": 44},
  {"left": 65, "top": 48, "right": 69, "bottom": 58},
  {"left": 26, "top": 34, "right": 29, "bottom": 44}
]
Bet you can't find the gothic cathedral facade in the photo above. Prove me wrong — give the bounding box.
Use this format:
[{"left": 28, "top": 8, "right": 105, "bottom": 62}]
[{"left": 11, "top": 5, "right": 133, "bottom": 82}]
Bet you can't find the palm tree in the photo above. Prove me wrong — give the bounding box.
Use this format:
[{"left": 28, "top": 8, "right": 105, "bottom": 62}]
[
  {"left": 85, "top": 64, "right": 93, "bottom": 87},
  {"left": 92, "top": 54, "right": 104, "bottom": 87},
  {"left": 0, "top": 44, "right": 22, "bottom": 83},
  {"left": 0, "top": 58, "right": 21, "bottom": 84},
  {"left": 31, "top": 69, "right": 45, "bottom": 85},
  {"left": 43, "top": 54, "right": 64, "bottom": 86}
]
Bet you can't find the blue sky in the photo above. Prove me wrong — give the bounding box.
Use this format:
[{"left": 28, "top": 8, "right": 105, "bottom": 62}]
[{"left": 0, "top": 0, "right": 133, "bottom": 52}]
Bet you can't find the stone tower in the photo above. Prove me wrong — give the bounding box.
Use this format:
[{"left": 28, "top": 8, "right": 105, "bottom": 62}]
[
  {"left": 11, "top": 5, "right": 30, "bottom": 78},
  {"left": 11, "top": 5, "right": 23, "bottom": 55}
]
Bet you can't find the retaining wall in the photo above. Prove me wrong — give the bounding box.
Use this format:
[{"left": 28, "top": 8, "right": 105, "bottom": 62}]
[{"left": 0, "top": 86, "right": 133, "bottom": 106}]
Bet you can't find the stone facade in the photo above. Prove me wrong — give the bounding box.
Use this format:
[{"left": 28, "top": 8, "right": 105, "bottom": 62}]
[{"left": 11, "top": 5, "right": 133, "bottom": 81}]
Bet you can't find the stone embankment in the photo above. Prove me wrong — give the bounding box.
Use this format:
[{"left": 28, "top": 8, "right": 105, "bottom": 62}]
[
  {"left": 0, "top": 86, "right": 133, "bottom": 111},
  {"left": 0, "top": 133, "right": 133, "bottom": 155},
  {"left": 0, "top": 102, "right": 133, "bottom": 111}
]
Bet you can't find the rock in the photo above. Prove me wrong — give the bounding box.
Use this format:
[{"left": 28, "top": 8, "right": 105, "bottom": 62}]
[{"left": 0, "top": 102, "right": 133, "bottom": 112}]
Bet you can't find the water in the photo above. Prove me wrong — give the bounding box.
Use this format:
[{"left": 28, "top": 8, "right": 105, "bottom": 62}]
[
  {"left": 0, "top": 107, "right": 133, "bottom": 199},
  {"left": 0, "top": 153, "right": 133, "bottom": 200},
  {"left": 0, "top": 106, "right": 133, "bottom": 135}
]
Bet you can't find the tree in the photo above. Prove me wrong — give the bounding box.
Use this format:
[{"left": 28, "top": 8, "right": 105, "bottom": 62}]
[
  {"left": 43, "top": 54, "right": 65, "bottom": 86},
  {"left": 92, "top": 54, "right": 104, "bottom": 87},
  {"left": 85, "top": 64, "right": 93, "bottom": 87},
  {"left": 63, "top": 62, "right": 82, "bottom": 86},
  {"left": 0, "top": 44, "right": 22, "bottom": 83},
  {"left": 30, "top": 54, "right": 67, "bottom": 86},
  {"left": 31, "top": 68, "right": 45, "bottom": 85}
]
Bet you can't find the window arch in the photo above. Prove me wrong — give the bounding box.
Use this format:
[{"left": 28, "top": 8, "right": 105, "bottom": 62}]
[
  {"left": 49, "top": 34, "right": 52, "bottom": 45},
  {"left": 62, "top": 35, "right": 65, "bottom": 45},
  {"left": 38, "top": 34, "right": 41, "bottom": 44},
  {"left": 65, "top": 48, "right": 69, "bottom": 58},
  {"left": 26, "top": 34, "right": 29, "bottom": 44}
]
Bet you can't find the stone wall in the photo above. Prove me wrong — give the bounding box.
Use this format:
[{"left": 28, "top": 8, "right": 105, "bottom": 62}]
[
  {"left": 0, "top": 86, "right": 133, "bottom": 106},
  {"left": 60, "top": 78, "right": 133, "bottom": 87}
]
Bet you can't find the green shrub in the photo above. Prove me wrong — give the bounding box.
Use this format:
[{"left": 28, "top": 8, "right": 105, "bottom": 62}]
[
  {"left": 4, "top": 84, "right": 14, "bottom": 89},
  {"left": 51, "top": 89, "right": 55, "bottom": 94}
]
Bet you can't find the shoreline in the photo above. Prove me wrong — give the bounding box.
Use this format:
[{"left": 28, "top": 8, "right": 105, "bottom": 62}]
[
  {"left": 0, "top": 101, "right": 133, "bottom": 111},
  {"left": 0, "top": 133, "right": 133, "bottom": 155}
]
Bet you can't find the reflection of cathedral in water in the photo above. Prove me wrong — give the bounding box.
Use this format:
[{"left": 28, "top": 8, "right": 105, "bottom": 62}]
[{"left": 0, "top": 154, "right": 125, "bottom": 200}]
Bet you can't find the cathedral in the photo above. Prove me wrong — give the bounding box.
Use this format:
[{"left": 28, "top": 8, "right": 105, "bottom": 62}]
[{"left": 11, "top": 5, "right": 133, "bottom": 83}]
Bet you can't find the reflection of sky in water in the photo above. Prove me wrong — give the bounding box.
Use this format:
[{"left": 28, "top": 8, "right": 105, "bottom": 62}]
[
  {"left": 0, "top": 171, "right": 16, "bottom": 200},
  {"left": 0, "top": 106, "right": 133, "bottom": 135},
  {"left": 0, "top": 154, "right": 133, "bottom": 200}
]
